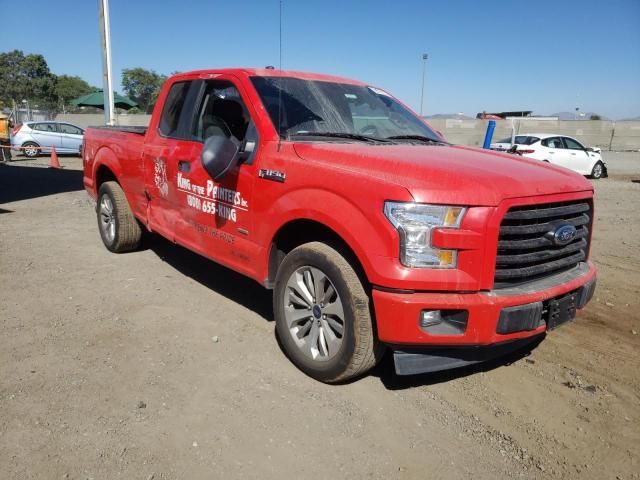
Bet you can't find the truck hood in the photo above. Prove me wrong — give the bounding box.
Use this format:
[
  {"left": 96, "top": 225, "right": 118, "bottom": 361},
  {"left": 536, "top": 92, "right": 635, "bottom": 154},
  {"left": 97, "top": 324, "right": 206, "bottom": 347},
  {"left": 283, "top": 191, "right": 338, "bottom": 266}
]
[{"left": 293, "top": 143, "right": 593, "bottom": 206}]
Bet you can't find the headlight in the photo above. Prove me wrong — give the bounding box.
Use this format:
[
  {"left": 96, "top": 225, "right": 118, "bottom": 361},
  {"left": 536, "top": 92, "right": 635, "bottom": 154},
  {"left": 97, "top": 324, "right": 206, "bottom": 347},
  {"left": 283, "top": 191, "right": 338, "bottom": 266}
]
[{"left": 384, "top": 202, "right": 465, "bottom": 268}]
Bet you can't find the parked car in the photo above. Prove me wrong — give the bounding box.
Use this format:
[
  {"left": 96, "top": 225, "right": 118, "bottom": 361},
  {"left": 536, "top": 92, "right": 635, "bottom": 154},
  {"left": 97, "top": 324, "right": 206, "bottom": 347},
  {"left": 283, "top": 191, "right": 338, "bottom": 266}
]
[
  {"left": 490, "top": 133, "right": 606, "bottom": 179},
  {"left": 11, "top": 121, "right": 85, "bottom": 157},
  {"left": 83, "top": 68, "right": 596, "bottom": 383}
]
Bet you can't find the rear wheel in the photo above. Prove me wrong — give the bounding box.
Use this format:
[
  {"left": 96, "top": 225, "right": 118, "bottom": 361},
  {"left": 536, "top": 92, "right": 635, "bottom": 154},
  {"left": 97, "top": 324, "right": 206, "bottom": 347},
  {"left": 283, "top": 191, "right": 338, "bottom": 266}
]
[
  {"left": 97, "top": 181, "right": 142, "bottom": 252},
  {"left": 274, "top": 242, "right": 382, "bottom": 383},
  {"left": 590, "top": 161, "right": 604, "bottom": 179},
  {"left": 22, "top": 142, "right": 40, "bottom": 158}
]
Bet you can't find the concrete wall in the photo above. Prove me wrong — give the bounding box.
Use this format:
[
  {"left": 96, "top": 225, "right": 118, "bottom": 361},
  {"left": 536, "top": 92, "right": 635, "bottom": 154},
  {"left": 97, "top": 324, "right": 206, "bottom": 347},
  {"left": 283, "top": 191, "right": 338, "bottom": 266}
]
[
  {"left": 53, "top": 113, "right": 640, "bottom": 151},
  {"left": 54, "top": 113, "right": 152, "bottom": 129},
  {"left": 425, "top": 119, "right": 640, "bottom": 151}
]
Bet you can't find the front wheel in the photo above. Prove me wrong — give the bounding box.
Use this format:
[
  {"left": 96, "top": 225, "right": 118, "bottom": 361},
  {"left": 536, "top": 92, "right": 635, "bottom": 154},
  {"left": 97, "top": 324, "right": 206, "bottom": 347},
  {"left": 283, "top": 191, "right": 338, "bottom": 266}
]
[
  {"left": 274, "top": 242, "right": 382, "bottom": 383},
  {"left": 97, "top": 181, "right": 142, "bottom": 252},
  {"left": 590, "top": 160, "right": 604, "bottom": 179}
]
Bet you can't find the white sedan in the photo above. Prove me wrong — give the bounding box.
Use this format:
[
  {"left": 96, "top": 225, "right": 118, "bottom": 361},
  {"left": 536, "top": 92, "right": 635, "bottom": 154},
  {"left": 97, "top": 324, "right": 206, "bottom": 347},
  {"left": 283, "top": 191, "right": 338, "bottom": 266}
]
[{"left": 490, "top": 133, "right": 607, "bottom": 179}]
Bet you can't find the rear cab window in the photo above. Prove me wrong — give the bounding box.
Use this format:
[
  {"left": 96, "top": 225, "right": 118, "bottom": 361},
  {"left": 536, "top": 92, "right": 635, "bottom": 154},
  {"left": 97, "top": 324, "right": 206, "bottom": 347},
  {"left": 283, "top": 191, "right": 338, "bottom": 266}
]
[{"left": 158, "top": 81, "right": 191, "bottom": 138}]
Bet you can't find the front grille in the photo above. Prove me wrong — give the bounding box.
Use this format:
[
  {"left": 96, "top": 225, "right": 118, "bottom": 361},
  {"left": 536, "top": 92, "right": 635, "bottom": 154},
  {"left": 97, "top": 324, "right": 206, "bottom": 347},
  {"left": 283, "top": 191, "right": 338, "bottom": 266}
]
[{"left": 494, "top": 200, "right": 592, "bottom": 287}]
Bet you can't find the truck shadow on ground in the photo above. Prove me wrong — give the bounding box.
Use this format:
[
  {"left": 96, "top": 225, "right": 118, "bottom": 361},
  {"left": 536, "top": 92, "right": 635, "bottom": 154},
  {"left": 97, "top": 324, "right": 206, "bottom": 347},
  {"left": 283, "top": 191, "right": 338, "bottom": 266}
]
[
  {"left": 141, "top": 233, "right": 545, "bottom": 389},
  {"left": 0, "top": 163, "right": 84, "bottom": 204},
  {"left": 145, "top": 234, "right": 273, "bottom": 321},
  {"left": 372, "top": 335, "right": 545, "bottom": 390}
]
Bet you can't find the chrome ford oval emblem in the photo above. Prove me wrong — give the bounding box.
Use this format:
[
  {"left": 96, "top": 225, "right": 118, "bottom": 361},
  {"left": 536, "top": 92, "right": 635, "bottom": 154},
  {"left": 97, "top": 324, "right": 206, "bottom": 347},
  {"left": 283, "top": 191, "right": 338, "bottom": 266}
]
[{"left": 551, "top": 223, "right": 577, "bottom": 246}]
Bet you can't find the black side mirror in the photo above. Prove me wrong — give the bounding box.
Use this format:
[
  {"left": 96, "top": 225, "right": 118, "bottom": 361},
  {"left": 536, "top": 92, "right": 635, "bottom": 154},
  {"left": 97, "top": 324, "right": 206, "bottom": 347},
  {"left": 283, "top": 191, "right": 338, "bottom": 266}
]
[
  {"left": 585, "top": 147, "right": 593, "bottom": 152},
  {"left": 201, "top": 135, "right": 240, "bottom": 181}
]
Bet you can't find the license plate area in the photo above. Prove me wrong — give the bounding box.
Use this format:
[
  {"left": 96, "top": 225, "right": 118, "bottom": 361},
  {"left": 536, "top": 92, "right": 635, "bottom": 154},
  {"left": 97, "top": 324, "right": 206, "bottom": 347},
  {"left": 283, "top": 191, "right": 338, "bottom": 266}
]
[{"left": 544, "top": 290, "right": 578, "bottom": 330}]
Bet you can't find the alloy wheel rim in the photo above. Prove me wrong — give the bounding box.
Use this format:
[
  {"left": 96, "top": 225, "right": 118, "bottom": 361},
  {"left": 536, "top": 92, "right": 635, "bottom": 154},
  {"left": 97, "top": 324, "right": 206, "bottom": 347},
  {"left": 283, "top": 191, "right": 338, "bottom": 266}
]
[
  {"left": 99, "top": 196, "right": 116, "bottom": 243},
  {"left": 283, "top": 266, "right": 345, "bottom": 362},
  {"left": 593, "top": 164, "right": 602, "bottom": 177}
]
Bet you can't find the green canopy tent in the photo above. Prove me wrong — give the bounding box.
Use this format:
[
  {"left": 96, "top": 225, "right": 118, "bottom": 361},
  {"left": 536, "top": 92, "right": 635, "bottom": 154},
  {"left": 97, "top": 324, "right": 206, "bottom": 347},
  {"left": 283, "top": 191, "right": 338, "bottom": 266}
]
[{"left": 71, "top": 90, "right": 138, "bottom": 110}]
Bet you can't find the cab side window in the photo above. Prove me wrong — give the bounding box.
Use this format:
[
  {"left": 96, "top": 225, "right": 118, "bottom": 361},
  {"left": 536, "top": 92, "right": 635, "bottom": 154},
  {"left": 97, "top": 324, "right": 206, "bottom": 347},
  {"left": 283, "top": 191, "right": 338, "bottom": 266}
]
[
  {"left": 159, "top": 81, "right": 190, "bottom": 138},
  {"left": 33, "top": 123, "right": 58, "bottom": 132},
  {"left": 59, "top": 124, "right": 82, "bottom": 135},
  {"left": 192, "top": 81, "right": 250, "bottom": 143},
  {"left": 542, "top": 137, "right": 564, "bottom": 149},
  {"left": 562, "top": 137, "right": 584, "bottom": 150}
]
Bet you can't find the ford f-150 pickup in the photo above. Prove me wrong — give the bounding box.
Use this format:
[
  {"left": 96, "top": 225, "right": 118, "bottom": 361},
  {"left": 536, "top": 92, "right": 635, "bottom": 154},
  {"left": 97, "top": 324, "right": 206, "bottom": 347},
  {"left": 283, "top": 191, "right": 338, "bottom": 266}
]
[{"left": 83, "top": 68, "right": 597, "bottom": 383}]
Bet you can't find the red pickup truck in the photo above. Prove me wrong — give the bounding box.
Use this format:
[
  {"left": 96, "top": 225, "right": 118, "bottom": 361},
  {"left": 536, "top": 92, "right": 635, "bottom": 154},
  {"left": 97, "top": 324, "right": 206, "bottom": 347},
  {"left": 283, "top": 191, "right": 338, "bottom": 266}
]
[{"left": 83, "top": 68, "right": 597, "bottom": 383}]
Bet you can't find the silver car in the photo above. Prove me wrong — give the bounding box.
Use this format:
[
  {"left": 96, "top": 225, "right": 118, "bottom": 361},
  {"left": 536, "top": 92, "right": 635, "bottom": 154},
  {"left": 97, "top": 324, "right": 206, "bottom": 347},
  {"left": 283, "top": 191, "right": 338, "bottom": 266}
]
[{"left": 11, "top": 121, "right": 84, "bottom": 157}]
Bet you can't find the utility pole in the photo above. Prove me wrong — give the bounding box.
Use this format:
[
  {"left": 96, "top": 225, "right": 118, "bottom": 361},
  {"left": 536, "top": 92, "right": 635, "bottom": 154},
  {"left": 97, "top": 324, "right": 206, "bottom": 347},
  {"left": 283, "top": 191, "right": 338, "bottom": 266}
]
[
  {"left": 419, "top": 53, "right": 428, "bottom": 117},
  {"left": 98, "top": 0, "right": 116, "bottom": 126}
]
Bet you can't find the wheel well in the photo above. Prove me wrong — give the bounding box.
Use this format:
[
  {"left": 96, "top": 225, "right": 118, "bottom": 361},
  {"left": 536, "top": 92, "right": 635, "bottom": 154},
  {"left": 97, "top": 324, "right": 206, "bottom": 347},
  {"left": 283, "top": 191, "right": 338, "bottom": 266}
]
[
  {"left": 22, "top": 141, "right": 39, "bottom": 147},
  {"left": 95, "top": 165, "right": 118, "bottom": 190},
  {"left": 266, "top": 219, "right": 368, "bottom": 290}
]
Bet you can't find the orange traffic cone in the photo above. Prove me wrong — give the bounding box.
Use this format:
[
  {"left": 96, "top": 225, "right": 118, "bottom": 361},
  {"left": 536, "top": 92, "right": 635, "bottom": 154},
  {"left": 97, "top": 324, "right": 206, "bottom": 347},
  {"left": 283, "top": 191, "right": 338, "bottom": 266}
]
[{"left": 50, "top": 146, "right": 60, "bottom": 169}]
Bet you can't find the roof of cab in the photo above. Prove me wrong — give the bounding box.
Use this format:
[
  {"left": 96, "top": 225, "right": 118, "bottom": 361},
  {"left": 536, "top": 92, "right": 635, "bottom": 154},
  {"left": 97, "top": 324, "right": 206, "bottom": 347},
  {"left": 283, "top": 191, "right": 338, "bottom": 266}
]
[{"left": 169, "top": 68, "right": 368, "bottom": 86}]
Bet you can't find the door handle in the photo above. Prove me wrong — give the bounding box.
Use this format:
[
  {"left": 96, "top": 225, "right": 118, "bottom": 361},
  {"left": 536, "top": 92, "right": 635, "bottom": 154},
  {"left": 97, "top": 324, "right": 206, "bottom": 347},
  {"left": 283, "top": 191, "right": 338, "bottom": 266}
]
[
  {"left": 178, "top": 160, "right": 191, "bottom": 172},
  {"left": 570, "top": 153, "right": 576, "bottom": 156}
]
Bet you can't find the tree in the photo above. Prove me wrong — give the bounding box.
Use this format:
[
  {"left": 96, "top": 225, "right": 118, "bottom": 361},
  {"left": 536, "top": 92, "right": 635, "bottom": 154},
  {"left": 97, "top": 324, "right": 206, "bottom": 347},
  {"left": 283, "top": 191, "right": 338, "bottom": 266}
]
[
  {"left": 122, "top": 68, "right": 167, "bottom": 113},
  {"left": 590, "top": 114, "right": 602, "bottom": 120},
  {"left": 56, "top": 75, "right": 95, "bottom": 111},
  {"left": 0, "top": 50, "right": 57, "bottom": 111}
]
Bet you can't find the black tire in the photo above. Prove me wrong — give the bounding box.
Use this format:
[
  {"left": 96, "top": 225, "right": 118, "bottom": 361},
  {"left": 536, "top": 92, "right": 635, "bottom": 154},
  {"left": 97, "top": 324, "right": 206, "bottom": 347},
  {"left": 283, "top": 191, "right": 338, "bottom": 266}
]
[
  {"left": 96, "top": 181, "right": 142, "bottom": 253},
  {"left": 590, "top": 160, "right": 604, "bottom": 179},
  {"left": 22, "top": 142, "right": 40, "bottom": 158},
  {"left": 274, "top": 242, "right": 382, "bottom": 383}
]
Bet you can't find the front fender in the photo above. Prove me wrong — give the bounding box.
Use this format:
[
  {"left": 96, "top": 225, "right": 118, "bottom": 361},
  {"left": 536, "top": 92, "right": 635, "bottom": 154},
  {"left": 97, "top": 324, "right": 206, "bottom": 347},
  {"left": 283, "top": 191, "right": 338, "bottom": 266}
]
[{"left": 262, "top": 187, "right": 405, "bottom": 286}]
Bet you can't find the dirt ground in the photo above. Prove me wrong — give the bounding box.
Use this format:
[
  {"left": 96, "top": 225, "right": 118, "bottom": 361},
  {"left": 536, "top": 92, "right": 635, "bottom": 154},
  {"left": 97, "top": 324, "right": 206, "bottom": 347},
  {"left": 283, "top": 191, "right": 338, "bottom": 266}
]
[{"left": 1, "top": 152, "right": 638, "bottom": 480}]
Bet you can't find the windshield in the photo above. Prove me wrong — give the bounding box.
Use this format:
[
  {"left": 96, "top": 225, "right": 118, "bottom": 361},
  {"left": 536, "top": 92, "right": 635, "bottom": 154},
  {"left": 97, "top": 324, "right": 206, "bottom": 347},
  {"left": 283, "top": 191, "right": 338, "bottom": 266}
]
[{"left": 250, "top": 76, "right": 441, "bottom": 142}]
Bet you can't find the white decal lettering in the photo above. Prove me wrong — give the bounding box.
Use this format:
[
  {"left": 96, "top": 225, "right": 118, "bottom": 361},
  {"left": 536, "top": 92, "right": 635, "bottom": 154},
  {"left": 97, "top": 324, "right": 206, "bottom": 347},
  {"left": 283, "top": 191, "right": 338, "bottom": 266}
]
[{"left": 177, "top": 176, "right": 248, "bottom": 224}]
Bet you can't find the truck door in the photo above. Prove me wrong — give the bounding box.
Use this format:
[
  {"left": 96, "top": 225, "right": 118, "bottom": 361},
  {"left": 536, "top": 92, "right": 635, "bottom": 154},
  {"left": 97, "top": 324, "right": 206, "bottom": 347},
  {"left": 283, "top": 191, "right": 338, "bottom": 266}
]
[
  {"left": 142, "top": 80, "right": 200, "bottom": 241},
  {"left": 171, "top": 76, "right": 260, "bottom": 278}
]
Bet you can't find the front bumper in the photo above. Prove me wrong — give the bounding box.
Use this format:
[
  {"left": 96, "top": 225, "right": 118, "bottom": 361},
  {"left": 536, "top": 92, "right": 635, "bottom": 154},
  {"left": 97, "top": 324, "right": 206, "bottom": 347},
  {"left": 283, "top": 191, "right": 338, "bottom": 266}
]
[
  {"left": 372, "top": 261, "right": 596, "bottom": 374},
  {"left": 393, "top": 335, "right": 545, "bottom": 375}
]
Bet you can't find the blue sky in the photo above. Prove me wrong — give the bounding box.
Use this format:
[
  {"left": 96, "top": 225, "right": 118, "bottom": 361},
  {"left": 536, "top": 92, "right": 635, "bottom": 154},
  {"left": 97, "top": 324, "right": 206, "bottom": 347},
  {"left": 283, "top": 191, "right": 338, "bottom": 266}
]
[{"left": 1, "top": 0, "right": 639, "bottom": 119}]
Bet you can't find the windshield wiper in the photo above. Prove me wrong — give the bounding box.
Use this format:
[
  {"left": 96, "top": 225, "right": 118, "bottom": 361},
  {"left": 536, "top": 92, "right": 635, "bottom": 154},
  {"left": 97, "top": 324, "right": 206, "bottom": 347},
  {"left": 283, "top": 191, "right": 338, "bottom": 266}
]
[
  {"left": 386, "top": 135, "right": 446, "bottom": 144},
  {"left": 290, "top": 132, "right": 390, "bottom": 143}
]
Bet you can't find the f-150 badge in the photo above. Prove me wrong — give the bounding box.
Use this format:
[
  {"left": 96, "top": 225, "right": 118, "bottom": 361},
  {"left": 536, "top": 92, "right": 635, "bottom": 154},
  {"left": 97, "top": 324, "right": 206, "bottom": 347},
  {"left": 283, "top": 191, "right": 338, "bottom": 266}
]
[{"left": 258, "top": 169, "right": 286, "bottom": 183}]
